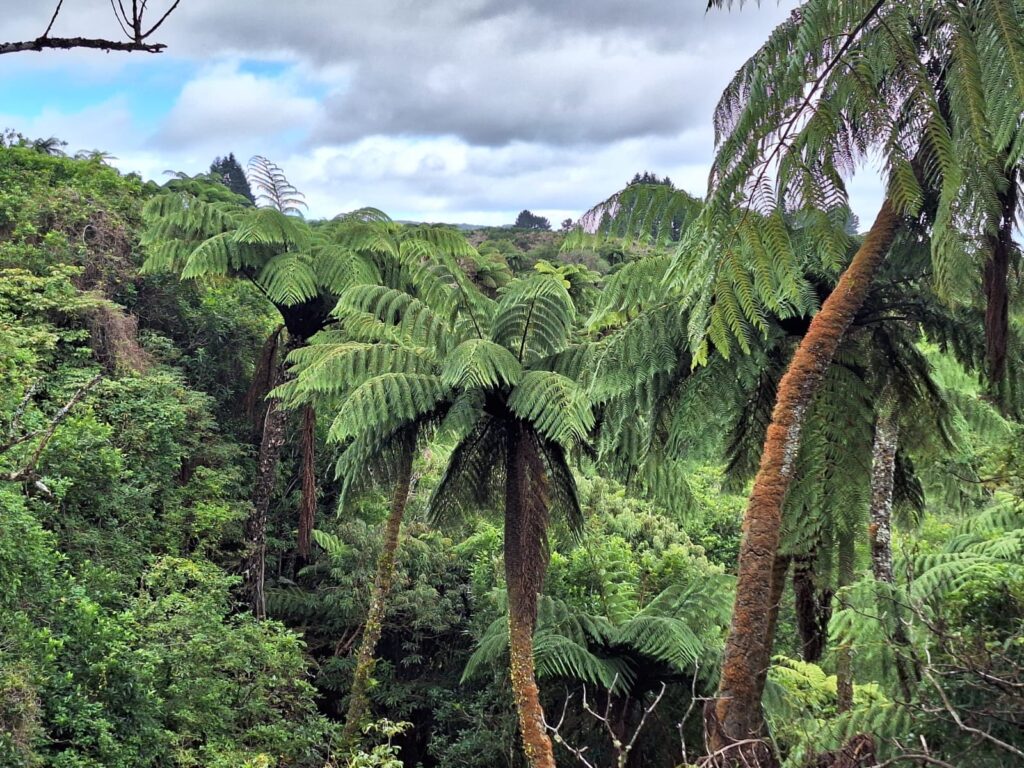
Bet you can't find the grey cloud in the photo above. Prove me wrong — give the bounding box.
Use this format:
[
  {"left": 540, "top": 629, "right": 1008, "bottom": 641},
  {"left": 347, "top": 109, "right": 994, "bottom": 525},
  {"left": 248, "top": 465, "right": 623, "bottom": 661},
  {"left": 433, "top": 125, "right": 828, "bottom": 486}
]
[
  {"left": 3, "top": 1, "right": 796, "bottom": 148},
  {"left": 1, "top": 1, "right": 819, "bottom": 223},
  {"left": 158, "top": 1, "right": 794, "bottom": 147}
]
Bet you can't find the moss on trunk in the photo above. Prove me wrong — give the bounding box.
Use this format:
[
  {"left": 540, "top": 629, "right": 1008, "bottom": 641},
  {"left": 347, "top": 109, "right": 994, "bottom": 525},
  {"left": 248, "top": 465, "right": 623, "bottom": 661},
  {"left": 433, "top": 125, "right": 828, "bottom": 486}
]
[
  {"left": 243, "top": 334, "right": 301, "bottom": 619},
  {"left": 708, "top": 200, "right": 899, "bottom": 762},
  {"left": 868, "top": 391, "right": 917, "bottom": 698},
  {"left": 342, "top": 447, "right": 414, "bottom": 743}
]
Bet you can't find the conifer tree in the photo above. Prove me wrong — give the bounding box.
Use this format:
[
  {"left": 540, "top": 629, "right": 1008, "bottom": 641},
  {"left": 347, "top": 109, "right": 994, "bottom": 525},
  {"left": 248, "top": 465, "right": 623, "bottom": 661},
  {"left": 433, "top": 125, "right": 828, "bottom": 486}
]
[{"left": 210, "top": 153, "right": 255, "bottom": 204}]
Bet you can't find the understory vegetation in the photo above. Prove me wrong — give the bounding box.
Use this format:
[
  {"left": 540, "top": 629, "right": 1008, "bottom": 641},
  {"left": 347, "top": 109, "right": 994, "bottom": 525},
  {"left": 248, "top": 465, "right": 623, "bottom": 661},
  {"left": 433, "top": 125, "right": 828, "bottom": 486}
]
[{"left": 2, "top": 2, "right": 1024, "bottom": 767}]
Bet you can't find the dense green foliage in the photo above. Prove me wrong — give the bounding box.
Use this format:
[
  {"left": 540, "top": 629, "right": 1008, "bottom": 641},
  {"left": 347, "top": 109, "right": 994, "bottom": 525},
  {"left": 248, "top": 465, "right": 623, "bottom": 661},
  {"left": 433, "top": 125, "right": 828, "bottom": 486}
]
[{"left": 3, "top": 3, "right": 1024, "bottom": 763}]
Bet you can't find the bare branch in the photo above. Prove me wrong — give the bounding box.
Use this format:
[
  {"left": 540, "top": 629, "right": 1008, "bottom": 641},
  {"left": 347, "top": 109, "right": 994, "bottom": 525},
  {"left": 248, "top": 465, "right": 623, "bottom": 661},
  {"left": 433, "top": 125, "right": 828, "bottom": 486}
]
[
  {"left": 921, "top": 666, "right": 1024, "bottom": 760},
  {"left": 870, "top": 755, "right": 958, "bottom": 768},
  {"left": 42, "top": 0, "right": 65, "bottom": 38},
  {"left": 1, "top": 1, "right": 182, "bottom": 56},
  {"left": 111, "top": 0, "right": 133, "bottom": 38},
  {"left": 3, "top": 374, "right": 102, "bottom": 482},
  {"left": 142, "top": 0, "right": 182, "bottom": 39}
]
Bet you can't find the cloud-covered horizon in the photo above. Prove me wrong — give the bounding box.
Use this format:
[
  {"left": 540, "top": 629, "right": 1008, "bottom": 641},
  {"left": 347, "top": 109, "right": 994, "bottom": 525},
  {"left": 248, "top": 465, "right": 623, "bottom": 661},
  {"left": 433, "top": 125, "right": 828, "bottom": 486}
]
[{"left": 0, "top": 1, "right": 883, "bottom": 225}]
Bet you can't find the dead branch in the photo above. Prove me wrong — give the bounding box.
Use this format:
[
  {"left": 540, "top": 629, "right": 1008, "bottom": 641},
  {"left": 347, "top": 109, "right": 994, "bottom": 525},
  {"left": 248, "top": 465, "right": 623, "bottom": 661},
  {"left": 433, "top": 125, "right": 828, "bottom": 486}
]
[
  {"left": 2, "top": 374, "right": 103, "bottom": 482},
  {"left": 920, "top": 664, "right": 1024, "bottom": 760},
  {"left": 545, "top": 677, "right": 669, "bottom": 768},
  {"left": 0, "top": 1, "right": 181, "bottom": 55}
]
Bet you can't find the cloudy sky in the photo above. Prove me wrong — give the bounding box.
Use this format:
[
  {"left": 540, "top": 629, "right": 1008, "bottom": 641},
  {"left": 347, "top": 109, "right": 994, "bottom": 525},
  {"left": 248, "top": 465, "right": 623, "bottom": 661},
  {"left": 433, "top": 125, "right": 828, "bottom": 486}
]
[{"left": 0, "top": 1, "right": 881, "bottom": 224}]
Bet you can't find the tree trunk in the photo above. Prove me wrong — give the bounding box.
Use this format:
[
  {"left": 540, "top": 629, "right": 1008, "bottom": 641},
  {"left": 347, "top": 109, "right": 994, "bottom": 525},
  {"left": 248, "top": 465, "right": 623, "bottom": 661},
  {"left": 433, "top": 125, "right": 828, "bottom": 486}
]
[
  {"left": 505, "top": 423, "right": 556, "bottom": 768},
  {"left": 835, "top": 531, "right": 855, "bottom": 713},
  {"left": 754, "top": 555, "right": 790, "bottom": 700},
  {"left": 297, "top": 403, "right": 317, "bottom": 561},
  {"left": 242, "top": 334, "right": 300, "bottom": 619},
  {"left": 867, "top": 393, "right": 916, "bottom": 699},
  {"left": 868, "top": 392, "right": 898, "bottom": 586},
  {"left": 793, "top": 552, "right": 831, "bottom": 663},
  {"left": 342, "top": 447, "right": 415, "bottom": 743},
  {"left": 813, "top": 734, "right": 877, "bottom": 768},
  {"left": 707, "top": 199, "right": 899, "bottom": 763},
  {"left": 982, "top": 169, "right": 1017, "bottom": 399}
]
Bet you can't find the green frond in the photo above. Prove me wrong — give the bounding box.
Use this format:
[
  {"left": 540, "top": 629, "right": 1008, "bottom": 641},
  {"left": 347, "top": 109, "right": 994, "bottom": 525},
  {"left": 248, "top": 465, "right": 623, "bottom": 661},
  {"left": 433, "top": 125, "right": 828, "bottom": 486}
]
[
  {"left": 232, "top": 206, "right": 311, "bottom": 248},
  {"left": 326, "top": 372, "right": 447, "bottom": 444},
  {"left": 587, "top": 254, "right": 673, "bottom": 323},
  {"left": 283, "top": 336, "right": 436, "bottom": 403},
  {"left": 571, "top": 183, "right": 702, "bottom": 247},
  {"left": 508, "top": 371, "right": 594, "bottom": 447},
  {"left": 491, "top": 275, "right": 575, "bottom": 364},
  {"left": 257, "top": 253, "right": 319, "bottom": 306},
  {"left": 309, "top": 243, "right": 381, "bottom": 292},
  {"left": 333, "top": 426, "right": 419, "bottom": 503},
  {"left": 179, "top": 231, "right": 236, "bottom": 278},
  {"left": 533, "top": 632, "right": 621, "bottom": 689},
  {"left": 310, "top": 529, "right": 350, "bottom": 561},
  {"left": 333, "top": 283, "right": 456, "bottom": 353},
  {"left": 440, "top": 338, "right": 523, "bottom": 391}
]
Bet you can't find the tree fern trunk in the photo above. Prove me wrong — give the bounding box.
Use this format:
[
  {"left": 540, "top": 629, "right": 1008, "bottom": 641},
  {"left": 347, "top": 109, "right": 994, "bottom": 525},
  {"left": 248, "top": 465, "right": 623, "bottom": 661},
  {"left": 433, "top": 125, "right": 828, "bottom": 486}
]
[
  {"left": 868, "top": 391, "right": 898, "bottom": 586},
  {"left": 707, "top": 199, "right": 899, "bottom": 763},
  {"left": 793, "top": 551, "right": 831, "bottom": 663},
  {"left": 243, "top": 334, "right": 299, "bottom": 619},
  {"left": 835, "top": 530, "right": 855, "bottom": 713},
  {"left": 753, "top": 554, "right": 789, "bottom": 702},
  {"left": 342, "top": 448, "right": 414, "bottom": 743},
  {"left": 505, "top": 423, "right": 556, "bottom": 768},
  {"left": 297, "top": 403, "right": 317, "bottom": 561},
  {"left": 983, "top": 171, "right": 1016, "bottom": 402},
  {"left": 867, "top": 392, "right": 916, "bottom": 699},
  {"left": 244, "top": 389, "right": 288, "bottom": 619}
]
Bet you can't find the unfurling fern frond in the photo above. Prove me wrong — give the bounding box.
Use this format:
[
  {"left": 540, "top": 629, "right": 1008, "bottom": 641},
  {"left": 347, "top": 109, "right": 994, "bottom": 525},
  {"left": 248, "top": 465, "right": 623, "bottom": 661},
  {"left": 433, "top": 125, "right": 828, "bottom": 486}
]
[{"left": 247, "top": 155, "right": 307, "bottom": 215}]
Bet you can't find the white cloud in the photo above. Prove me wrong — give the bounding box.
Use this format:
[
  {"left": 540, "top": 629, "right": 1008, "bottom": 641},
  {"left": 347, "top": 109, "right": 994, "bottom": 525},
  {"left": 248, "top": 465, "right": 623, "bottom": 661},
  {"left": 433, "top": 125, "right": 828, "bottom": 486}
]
[
  {"left": 153, "top": 62, "right": 320, "bottom": 150},
  {"left": 0, "top": 98, "right": 139, "bottom": 154},
  {"left": 1, "top": 1, "right": 894, "bottom": 227}
]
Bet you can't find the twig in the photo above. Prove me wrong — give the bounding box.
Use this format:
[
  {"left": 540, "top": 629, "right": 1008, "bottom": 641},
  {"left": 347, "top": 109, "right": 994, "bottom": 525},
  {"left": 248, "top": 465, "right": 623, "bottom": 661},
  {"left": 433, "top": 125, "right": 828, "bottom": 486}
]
[
  {"left": 41, "top": 0, "right": 65, "bottom": 38},
  {"left": 142, "top": 0, "right": 181, "bottom": 38},
  {"left": 1, "top": 1, "right": 181, "bottom": 55},
  {"left": 869, "top": 756, "right": 957, "bottom": 768},
  {"left": 3, "top": 374, "right": 102, "bottom": 482},
  {"left": 921, "top": 666, "right": 1024, "bottom": 760}
]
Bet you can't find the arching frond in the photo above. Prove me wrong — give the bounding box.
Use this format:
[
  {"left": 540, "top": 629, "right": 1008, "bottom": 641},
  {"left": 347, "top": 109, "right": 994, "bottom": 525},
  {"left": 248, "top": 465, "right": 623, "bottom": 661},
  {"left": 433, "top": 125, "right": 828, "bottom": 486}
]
[
  {"left": 326, "top": 372, "right": 447, "bottom": 444},
  {"left": 508, "top": 371, "right": 595, "bottom": 447},
  {"left": 282, "top": 336, "right": 436, "bottom": 403},
  {"left": 257, "top": 253, "right": 319, "bottom": 306},
  {"left": 441, "top": 338, "right": 524, "bottom": 391},
  {"left": 491, "top": 275, "right": 575, "bottom": 364}
]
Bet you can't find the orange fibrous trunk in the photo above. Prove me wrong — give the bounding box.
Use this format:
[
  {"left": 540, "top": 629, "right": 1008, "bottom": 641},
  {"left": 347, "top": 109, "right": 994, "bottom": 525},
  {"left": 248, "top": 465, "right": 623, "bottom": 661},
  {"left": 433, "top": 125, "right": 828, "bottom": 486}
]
[{"left": 708, "top": 200, "right": 900, "bottom": 763}]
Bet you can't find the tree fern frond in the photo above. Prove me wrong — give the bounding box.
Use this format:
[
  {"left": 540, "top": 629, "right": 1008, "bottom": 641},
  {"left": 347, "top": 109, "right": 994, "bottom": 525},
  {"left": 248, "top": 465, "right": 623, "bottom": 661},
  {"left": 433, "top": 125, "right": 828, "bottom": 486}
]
[
  {"left": 441, "top": 338, "right": 524, "bottom": 391},
  {"left": 327, "top": 372, "right": 447, "bottom": 443},
  {"left": 508, "top": 371, "right": 595, "bottom": 447}
]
